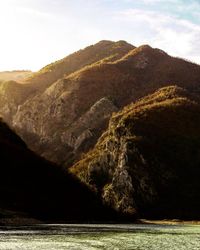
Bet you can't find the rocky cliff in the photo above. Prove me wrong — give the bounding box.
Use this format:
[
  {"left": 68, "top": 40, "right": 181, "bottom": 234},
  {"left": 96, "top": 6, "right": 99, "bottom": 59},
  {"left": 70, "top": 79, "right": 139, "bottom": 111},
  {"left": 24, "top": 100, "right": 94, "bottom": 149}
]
[{"left": 70, "top": 86, "right": 200, "bottom": 219}]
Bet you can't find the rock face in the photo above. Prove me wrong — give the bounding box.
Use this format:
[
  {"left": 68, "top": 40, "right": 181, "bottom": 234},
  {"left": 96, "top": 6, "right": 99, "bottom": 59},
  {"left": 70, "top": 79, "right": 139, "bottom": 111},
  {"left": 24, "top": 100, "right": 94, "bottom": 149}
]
[
  {"left": 70, "top": 86, "right": 200, "bottom": 219},
  {"left": 12, "top": 43, "right": 200, "bottom": 166},
  {"left": 0, "top": 118, "right": 127, "bottom": 223}
]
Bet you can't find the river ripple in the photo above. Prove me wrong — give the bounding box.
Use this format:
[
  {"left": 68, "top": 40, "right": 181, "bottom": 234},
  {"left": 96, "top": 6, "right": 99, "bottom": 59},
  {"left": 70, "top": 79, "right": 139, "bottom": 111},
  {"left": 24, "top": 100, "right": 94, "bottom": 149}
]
[{"left": 0, "top": 224, "right": 199, "bottom": 249}]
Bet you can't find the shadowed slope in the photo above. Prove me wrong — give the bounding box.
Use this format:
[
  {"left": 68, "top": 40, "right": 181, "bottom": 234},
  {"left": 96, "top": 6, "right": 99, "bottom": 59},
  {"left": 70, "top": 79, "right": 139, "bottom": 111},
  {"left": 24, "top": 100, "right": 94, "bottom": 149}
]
[{"left": 0, "top": 119, "right": 130, "bottom": 224}]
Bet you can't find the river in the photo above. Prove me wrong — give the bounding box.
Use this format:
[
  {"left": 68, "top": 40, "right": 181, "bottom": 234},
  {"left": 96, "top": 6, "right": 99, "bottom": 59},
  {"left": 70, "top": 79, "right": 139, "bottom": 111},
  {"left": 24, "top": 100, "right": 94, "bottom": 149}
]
[{"left": 0, "top": 223, "right": 199, "bottom": 249}]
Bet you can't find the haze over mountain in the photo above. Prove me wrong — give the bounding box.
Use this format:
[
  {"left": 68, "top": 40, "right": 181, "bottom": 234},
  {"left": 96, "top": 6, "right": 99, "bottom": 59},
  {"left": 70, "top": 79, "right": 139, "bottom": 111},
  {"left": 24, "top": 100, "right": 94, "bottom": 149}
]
[
  {"left": 0, "top": 70, "right": 32, "bottom": 82},
  {"left": 70, "top": 86, "right": 200, "bottom": 219},
  {"left": 7, "top": 40, "right": 200, "bottom": 167}
]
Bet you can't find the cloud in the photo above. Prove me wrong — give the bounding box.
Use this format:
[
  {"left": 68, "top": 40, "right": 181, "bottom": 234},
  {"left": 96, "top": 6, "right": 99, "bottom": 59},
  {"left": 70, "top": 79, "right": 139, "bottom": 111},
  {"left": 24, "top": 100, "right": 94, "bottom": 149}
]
[
  {"left": 114, "top": 8, "right": 200, "bottom": 64},
  {"left": 140, "top": 0, "right": 179, "bottom": 3}
]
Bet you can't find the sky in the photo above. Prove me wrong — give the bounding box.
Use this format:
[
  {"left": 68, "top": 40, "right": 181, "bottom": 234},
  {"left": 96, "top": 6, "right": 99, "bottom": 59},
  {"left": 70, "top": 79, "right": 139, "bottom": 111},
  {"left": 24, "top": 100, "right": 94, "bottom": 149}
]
[{"left": 0, "top": 0, "right": 200, "bottom": 71}]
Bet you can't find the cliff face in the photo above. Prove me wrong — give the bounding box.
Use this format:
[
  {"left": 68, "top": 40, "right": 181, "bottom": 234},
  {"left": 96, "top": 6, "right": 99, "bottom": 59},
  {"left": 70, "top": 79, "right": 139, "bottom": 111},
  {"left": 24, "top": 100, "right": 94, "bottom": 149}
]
[
  {"left": 12, "top": 43, "right": 200, "bottom": 166},
  {"left": 70, "top": 86, "right": 200, "bottom": 219},
  {"left": 0, "top": 119, "right": 127, "bottom": 223}
]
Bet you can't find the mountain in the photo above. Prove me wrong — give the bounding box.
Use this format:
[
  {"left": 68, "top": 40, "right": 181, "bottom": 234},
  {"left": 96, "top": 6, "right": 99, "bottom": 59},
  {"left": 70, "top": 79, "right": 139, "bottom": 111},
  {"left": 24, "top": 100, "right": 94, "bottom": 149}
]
[
  {"left": 0, "top": 40, "right": 134, "bottom": 124},
  {"left": 0, "top": 70, "right": 32, "bottom": 82},
  {"left": 70, "top": 86, "right": 200, "bottom": 219},
  {"left": 12, "top": 43, "right": 200, "bottom": 166},
  {"left": 0, "top": 118, "right": 129, "bottom": 224},
  {"left": 25, "top": 40, "right": 135, "bottom": 92}
]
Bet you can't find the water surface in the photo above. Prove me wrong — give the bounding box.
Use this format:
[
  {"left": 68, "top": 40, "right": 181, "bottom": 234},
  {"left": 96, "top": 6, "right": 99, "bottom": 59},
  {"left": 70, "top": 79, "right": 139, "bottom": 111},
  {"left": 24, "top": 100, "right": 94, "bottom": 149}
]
[{"left": 0, "top": 223, "right": 200, "bottom": 249}]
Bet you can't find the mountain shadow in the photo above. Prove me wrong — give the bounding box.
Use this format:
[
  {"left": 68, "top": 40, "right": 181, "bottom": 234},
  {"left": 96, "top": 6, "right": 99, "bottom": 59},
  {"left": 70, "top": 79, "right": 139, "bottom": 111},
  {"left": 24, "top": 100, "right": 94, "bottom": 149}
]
[{"left": 0, "top": 119, "right": 132, "bottom": 224}]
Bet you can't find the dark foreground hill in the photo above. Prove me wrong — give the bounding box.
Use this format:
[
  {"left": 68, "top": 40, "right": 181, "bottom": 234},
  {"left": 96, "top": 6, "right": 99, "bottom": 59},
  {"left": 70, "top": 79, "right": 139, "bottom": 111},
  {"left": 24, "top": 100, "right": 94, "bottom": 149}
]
[
  {"left": 0, "top": 119, "right": 131, "bottom": 224},
  {"left": 13, "top": 43, "right": 200, "bottom": 166},
  {"left": 70, "top": 86, "right": 200, "bottom": 220}
]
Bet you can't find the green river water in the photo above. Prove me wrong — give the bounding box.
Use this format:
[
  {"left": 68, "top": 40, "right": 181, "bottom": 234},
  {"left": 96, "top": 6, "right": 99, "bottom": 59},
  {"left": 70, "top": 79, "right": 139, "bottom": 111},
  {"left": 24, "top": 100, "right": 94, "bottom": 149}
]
[{"left": 0, "top": 224, "right": 199, "bottom": 249}]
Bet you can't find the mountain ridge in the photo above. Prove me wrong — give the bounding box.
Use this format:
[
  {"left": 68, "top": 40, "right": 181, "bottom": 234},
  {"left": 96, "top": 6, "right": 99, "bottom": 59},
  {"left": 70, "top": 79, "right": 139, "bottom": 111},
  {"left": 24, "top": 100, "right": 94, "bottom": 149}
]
[
  {"left": 12, "top": 42, "right": 200, "bottom": 166},
  {"left": 0, "top": 40, "right": 134, "bottom": 125}
]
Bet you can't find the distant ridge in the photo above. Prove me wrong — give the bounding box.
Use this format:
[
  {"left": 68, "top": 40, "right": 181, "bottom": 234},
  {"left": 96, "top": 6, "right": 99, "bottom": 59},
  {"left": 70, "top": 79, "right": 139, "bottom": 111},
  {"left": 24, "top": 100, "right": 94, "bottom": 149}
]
[{"left": 0, "top": 70, "right": 32, "bottom": 82}]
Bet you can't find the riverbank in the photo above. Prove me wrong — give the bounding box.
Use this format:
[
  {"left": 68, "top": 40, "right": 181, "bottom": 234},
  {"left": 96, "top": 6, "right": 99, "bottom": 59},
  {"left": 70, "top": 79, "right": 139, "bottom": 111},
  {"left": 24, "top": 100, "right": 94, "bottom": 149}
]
[{"left": 141, "top": 219, "right": 200, "bottom": 225}]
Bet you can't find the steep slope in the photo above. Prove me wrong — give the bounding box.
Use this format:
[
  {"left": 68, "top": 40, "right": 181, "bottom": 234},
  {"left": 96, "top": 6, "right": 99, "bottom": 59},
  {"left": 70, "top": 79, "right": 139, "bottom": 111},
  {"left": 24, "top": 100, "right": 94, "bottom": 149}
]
[
  {"left": 0, "top": 40, "right": 134, "bottom": 124},
  {"left": 0, "top": 119, "right": 128, "bottom": 224},
  {"left": 70, "top": 86, "right": 200, "bottom": 219},
  {"left": 13, "top": 44, "right": 200, "bottom": 166}
]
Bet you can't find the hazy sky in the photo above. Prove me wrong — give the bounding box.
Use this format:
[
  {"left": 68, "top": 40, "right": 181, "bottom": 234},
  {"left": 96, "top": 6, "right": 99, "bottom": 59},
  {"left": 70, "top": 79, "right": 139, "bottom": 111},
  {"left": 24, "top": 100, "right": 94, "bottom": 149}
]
[{"left": 0, "top": 0, "right": 200, "bottom": 71}]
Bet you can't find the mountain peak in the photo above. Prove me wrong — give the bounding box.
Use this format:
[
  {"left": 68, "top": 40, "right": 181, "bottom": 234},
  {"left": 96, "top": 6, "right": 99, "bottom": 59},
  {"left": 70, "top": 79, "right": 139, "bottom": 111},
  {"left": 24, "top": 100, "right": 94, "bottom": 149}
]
[
  {"left": 95, "top": 40, "right": 114, "bottom": 46},
  {"left": 96, "top": 40, "right": 134, "bottom": 47}
]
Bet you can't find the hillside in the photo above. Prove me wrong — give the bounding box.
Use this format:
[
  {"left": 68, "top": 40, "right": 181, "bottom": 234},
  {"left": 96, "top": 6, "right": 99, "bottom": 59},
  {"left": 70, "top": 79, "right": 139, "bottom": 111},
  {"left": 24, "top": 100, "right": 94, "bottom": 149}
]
[
  {"left": 0, "top": 40, "right": 134, "bottom": 124},
  {"left": 0, "top": 118, "right": 128, "bottom": 224},
  {"left": 70, "top": 86, "right": 200, "bottom": 219},
  {"left": 13, "top": 43, "right": 200, "bottom": 166}
]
